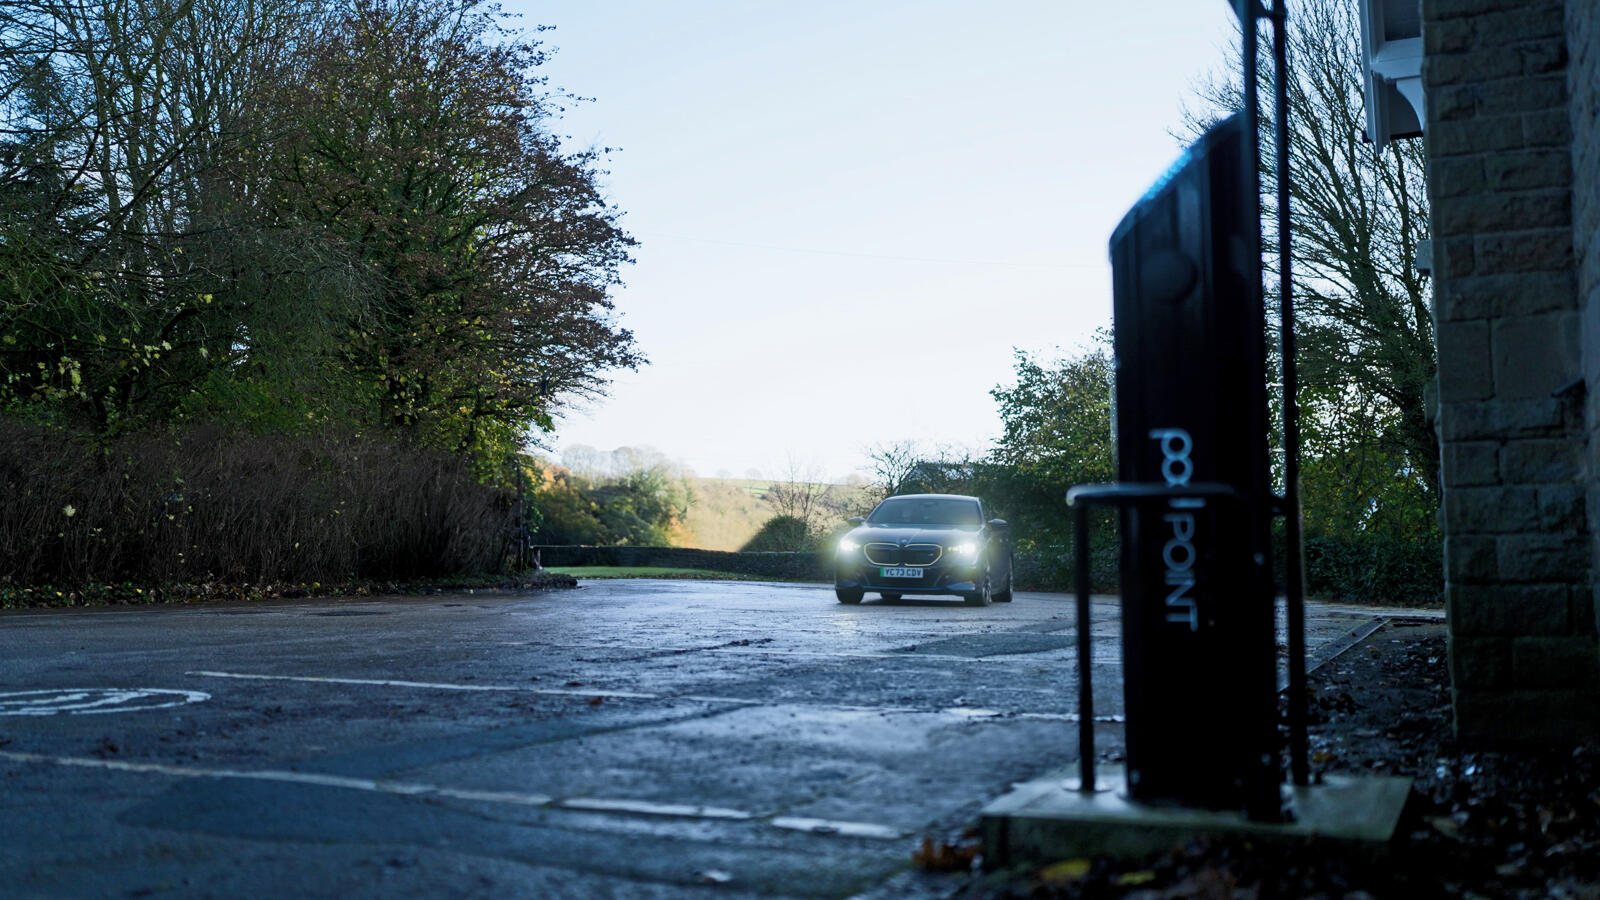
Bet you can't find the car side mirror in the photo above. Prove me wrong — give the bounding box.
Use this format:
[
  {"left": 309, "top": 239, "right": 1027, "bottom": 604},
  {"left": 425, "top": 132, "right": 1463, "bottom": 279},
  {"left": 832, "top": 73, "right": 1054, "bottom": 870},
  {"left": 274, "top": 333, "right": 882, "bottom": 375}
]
[
  {"left": 847, "top": 516, "right": 865, "bottom": 526},
  {"left": 987, "top": 518, "right": 1008, "bottom": 529}
]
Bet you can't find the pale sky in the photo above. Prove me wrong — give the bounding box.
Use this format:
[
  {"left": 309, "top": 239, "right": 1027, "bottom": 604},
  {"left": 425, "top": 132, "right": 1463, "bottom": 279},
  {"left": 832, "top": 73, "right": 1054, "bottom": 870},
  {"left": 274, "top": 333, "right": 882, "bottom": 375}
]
[{"left": 505, "top": 1, "right": 1239, "bottom": 480}]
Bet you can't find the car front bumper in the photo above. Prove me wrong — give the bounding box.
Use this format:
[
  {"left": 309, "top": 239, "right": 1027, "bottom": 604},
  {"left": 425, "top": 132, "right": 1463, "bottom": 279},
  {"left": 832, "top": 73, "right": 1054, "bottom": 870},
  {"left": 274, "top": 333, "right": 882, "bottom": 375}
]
[{"left": 834, "top": 558, "right": 984, "bottom": 595}]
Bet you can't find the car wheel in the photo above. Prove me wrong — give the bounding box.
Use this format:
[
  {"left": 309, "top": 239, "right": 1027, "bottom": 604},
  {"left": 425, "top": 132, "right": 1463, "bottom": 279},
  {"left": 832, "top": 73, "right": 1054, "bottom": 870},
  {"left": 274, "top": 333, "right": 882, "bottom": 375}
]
[
  {"left": 964, "top": 567, "right": 992, "bottom": 606},
  {"left": 993, "top": 555, "right": 1014, "bottom": 603},
  {"left": 835, "top": 587, "right": 864, "bottom": 604},
  {"left": 880, "top": 592, "right": 901, "bottom": 601}
]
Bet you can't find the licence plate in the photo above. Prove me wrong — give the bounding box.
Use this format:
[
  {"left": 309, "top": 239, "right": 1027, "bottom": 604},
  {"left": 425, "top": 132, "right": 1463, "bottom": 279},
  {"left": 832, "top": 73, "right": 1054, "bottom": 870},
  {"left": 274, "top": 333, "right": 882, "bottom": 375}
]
[{"left": 880, "top": 566, "right": 923, "bottom": 578}]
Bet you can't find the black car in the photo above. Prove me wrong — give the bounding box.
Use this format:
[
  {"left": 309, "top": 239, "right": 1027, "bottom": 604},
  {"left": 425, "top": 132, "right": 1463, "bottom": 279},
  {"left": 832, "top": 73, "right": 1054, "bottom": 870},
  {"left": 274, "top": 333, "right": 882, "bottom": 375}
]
[{"left": 833, "top": 493, "right": 1013, "bottom": 605}]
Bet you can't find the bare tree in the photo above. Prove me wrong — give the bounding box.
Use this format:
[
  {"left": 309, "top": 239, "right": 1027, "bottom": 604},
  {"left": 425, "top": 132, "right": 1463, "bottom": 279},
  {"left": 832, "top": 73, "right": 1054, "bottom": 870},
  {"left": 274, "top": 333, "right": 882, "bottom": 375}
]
[
  {"left": 1182, "top": 0, "right": 1436, "bottom": 536},
  {"left": 765, "top": 455, "right": 833, "bottom": 543}
]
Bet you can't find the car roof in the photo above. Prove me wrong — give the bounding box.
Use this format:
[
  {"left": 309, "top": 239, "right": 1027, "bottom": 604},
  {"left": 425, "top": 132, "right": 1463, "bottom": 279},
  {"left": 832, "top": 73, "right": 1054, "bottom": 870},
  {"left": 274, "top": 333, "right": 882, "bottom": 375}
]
[{"left": 880, "top": 493, "right": 980, "bottom": 502}]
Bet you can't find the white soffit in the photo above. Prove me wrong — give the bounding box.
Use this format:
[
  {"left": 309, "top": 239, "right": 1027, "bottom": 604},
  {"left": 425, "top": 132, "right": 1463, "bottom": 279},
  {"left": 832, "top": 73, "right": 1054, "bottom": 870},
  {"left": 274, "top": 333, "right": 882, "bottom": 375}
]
[{"left": 1358, "top": 0, "right": 1425, "bottom": 152}]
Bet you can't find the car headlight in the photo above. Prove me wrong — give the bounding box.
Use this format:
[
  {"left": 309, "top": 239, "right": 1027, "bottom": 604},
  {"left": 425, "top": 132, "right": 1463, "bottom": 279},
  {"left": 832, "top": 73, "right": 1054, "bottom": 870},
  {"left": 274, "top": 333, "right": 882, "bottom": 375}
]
[
  {"left": 947, "top": 542, "right": 977, "bottom": 558},
  {"left": 838, "top": 539, "right": 860, "bottom": 554}
]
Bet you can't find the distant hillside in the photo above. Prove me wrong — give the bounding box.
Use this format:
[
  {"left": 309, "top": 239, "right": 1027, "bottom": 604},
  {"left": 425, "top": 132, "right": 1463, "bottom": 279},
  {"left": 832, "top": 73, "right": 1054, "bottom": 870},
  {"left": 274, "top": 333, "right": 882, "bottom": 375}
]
[{"left": 674, "top": 477, "right": 875, "bottom": 551}]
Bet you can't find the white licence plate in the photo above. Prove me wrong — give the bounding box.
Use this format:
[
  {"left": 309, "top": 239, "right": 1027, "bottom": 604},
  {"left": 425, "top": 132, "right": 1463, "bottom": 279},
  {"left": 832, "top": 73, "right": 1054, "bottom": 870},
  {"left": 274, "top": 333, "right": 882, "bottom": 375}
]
[{"left": 880, "top": 566, "right": 923, "bottom": 578}]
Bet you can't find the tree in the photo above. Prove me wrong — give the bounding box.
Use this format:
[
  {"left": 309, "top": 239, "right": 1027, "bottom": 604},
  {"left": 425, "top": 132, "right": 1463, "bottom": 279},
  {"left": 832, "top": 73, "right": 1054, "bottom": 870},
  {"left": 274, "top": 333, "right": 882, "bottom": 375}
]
[
  {"left": 0, "top": 0, "right": 331, "bottom": 431},
  {"left": 262, "top": 0, "right": 641, "bottom": 461},
  {"left": 1182, "top": 0, "right": 1437, "bottom": 540},
  {"left": 985, "top": 340, "right": 1114, "bottom": 550}
]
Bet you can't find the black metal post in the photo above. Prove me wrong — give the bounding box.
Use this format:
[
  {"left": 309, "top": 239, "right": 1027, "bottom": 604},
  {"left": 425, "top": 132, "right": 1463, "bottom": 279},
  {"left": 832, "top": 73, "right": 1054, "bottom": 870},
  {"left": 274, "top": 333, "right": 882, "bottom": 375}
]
[
  {"left": 1269, "top": 0, "right": 1310, "bottom": 788},
  {"left": 1074, "top": 502, "right": 1095, "bottom": 793}
]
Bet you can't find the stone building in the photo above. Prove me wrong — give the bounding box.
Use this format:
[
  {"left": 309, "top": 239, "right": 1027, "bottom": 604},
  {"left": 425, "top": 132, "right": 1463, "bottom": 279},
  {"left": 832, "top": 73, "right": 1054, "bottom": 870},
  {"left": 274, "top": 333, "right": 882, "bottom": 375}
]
[{"left": 1360, "top": 0, "right": 1598, "bottom": 741}]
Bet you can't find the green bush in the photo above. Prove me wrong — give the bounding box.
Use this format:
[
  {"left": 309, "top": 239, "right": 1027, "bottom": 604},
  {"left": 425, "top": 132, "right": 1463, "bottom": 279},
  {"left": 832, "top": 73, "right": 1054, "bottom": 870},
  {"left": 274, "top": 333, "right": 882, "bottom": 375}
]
[
  {"left": 0, "top": 418, "right": 523, "bottom": 587},
  {"left": 740, "top": 515, "right": 815, "bottom": 552},
  {"left": 1304, "top": 535, "right": 1442, "bottom": 606}
]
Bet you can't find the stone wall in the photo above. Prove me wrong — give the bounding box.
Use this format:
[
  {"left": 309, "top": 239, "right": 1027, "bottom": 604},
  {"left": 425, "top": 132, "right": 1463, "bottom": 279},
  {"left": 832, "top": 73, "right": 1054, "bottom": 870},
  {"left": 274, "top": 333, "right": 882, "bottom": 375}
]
[
  {"left": 1423, "top": 0, "right": 1599, "bottom": 741},
  {"left": 1570, "top": 0, "right": 1600, "bottom": 693},
  {"left": 536, "top": 545, "right": 831, "bottom": 581}
]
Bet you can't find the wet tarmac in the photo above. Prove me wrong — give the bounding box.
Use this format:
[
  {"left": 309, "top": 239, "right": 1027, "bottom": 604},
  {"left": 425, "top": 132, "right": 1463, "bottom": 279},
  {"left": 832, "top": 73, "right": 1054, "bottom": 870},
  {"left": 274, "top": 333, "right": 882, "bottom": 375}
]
[{"left": 0, "top": 580, "right": 1427, "bottom": 898}]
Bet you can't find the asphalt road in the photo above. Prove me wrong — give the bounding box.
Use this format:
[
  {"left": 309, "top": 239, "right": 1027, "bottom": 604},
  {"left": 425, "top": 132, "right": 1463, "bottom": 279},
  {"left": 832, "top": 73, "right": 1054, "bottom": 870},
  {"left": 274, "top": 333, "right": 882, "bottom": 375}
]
[{"left": 0, "top": 580, "right": 1420, "bottom": 899}]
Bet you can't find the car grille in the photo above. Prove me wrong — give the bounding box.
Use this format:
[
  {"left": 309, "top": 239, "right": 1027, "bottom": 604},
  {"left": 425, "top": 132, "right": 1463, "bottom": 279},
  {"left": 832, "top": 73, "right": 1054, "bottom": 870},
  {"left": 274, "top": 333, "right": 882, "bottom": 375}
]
[
  {"left": 863, "top": 543, "right": 943, "bottom": 566},
  {"left": 864, "top": 543, "right": 900, "bottom": 566}
]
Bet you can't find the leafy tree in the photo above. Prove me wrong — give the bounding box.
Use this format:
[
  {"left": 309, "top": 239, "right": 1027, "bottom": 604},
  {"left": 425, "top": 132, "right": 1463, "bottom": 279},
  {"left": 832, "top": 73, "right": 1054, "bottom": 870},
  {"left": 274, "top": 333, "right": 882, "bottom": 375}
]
[
  {"left": 741, "top": 515, "right": 813, "bottom": 553},
  {"left": 0, "top": 0, "right": 326, "bottom": 431},
  {"left": 985, "top": 339, "right": 1114, "bottom": 550},
  {"left": 530, "top": 450, "right": 691, "bottom": 546},
  {"left": 1182, "top": 0, "right": 1437, "bottom": 542},
  {"left": 261, "top": 0, "right": 641, "bottom": 461}
]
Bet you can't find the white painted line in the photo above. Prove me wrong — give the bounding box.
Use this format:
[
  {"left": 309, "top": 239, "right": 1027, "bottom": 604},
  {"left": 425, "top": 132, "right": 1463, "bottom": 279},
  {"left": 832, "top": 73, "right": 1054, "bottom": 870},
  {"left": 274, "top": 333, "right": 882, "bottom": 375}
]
[
  {"left": 184, "top": 670, "right": 1117, "bottom": 722},
  {"left": 0, "top": 688, "right": 210, "bottom": 716},
  {"left": 0, "top": 751, "right": 907, "bottom": 841},
  {"left": 187, "top": 671, "right": 661, "bottom": 700},
  {"left": 0, "top": 750, "right": 554, "bottom": 806},
  {"left": 559, "top": 798, "right": 752, "bottom": 820},
  {"left": 770, "top": 817, "right": 904, "bottom": 840}
]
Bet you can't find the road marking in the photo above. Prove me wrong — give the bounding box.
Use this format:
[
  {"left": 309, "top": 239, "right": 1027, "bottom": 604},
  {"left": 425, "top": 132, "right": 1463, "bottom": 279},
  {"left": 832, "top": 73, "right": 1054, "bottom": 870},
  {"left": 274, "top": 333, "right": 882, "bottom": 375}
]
[
  {"left": 0, "top": 751, "right": 902, "bottom": 839},
  {"left": 187, "top": 671, "right": 662, "bottom": 700},
  {"left": 0, "top": 688, "right": 209, "bottom": 717},
  {"left": 771, "top": 817, "right": 904, "bottom": 840},
  {"left": 559, "top": 798, "right": 752, "bottom": 820},
  {"left": 183, "top": 669, "right": 1120, "bottom": 722},
  {"left": 0, "top": 750, "right": 554, "bottom": 805}
]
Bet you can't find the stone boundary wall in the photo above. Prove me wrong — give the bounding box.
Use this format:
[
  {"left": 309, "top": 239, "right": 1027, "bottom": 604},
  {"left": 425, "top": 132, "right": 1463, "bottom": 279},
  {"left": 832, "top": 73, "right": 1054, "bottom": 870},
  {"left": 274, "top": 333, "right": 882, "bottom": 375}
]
[
  {"left": 1571, "top": 0, "right": 1600, "bottom": 705},
  {"left": 1423, "top": 0, "right": 1599, "bottom": 742},
  {"left": 536, "top": 546, "right": 830, "bottom": 580}
]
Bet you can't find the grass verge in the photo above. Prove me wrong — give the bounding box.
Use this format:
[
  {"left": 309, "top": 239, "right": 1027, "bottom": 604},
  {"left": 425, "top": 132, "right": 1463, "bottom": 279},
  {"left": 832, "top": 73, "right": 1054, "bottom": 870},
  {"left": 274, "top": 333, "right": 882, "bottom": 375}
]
[
  {"left": 544, "top": 566, "right": 784, "bottom": 581},
  {"left": 0, "top": 570, "right": 578, "bottom": 610}
]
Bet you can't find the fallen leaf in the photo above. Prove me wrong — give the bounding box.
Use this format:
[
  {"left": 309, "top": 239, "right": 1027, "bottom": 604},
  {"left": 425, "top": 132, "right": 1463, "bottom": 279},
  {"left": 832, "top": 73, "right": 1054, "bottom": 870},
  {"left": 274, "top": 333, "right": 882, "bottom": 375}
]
[
  {"left": 1040, "top": 858, "right": 1092, "bottom": 885},
  {"left": 1113, "top": 870, "right": 1157, "bottom": 886}
]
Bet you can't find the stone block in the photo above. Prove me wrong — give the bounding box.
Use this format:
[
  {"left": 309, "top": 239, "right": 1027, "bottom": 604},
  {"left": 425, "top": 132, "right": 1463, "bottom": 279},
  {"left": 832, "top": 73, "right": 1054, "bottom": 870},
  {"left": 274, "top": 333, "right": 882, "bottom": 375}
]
[
  {"left": 1520, "top": 40, "right": 1567, "bottom": 75},
  {"left": 1428, "top": 116, "right": 1524, "bottom": 157},
  {"left": 1427, "top": 0, "right": 1549, "bottom": 21},
  {"left": 1433, "top": 271, "right": 1577, "bottom": 319},
  {"left": 1538, "top": 483, "right": 1587, "bottom": 531},
  {"left": 1476, "top": 6, "right": 1568, "bottom": 45},
  {"left": 1484, "top": 149, "right": 1572, "bottom": 190},
  {"left": 1434, "top": 84, "right": 1478, "bottom": 121},
  {"left": 1450, "top": 583, "right": 1569, "bottom": 635},
  {"left": 1434, "top": 191, "right": 1570, "bottom": 234},
  {"left": 1443, "top": 485, "right": 1540, "bottom": 533},
  {"left": 1493, "top": 396, "right": 1567, "bottom": 434},
  {"left": 1454, "top": 688, "right": 1600, "bottom": 743},
  {"left": 1424, "top": 16, "right": 1473, "bottom": 54},
  {"left": 1491, "top": 312, "right": 1580, "bottom": 398},
  {"left": 1439, "top": 398, "right": 1565, "bottom": 441},
  {"left": 1475, "top": 75, "right": 1568, "bottom": 116},
  {"left": 1437, "top": 236, "right": 1476, "bottom": 278},
  {"left": 1499, "top": 438, "right": 1583, "bottom": 482},
  {"left": 1430, "top": 157, "right": 1484, "bottom": 198},
  {"left": 1448, "top": 634, "right": 1510, "bottom": 688},
  {"left": 1436, "top": 320, "right": 1493, "bottom": 401},
  {"left": 1512, "top": 637, "right": 1600, "bottom": 689},
  {"left": 1523, "top": 110, "right": 1572, "bottom": 147},
  {"left": 1446, "top": 534, "right": 1499, "bottom": 580},
  {"left": 1443, "top": 441, "right": 1500, "bottom": 485},
  {"left": 1496, "top": 533, "right": 1588, "bottom": 582},
  {"left": 1478, "top": 229, "right": 1574, "bottom": 274}
]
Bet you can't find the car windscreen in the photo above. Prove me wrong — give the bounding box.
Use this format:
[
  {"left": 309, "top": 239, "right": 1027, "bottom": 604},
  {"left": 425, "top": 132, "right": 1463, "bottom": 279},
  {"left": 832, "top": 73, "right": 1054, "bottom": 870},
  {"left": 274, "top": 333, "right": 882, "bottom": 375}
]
[{"left": 867, "top": 497, "right": 982, "bottom": 527}]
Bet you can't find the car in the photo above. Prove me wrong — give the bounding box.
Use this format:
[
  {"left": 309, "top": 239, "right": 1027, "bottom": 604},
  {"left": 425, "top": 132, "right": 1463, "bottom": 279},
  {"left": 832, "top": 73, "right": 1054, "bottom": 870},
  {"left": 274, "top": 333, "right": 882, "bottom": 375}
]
[{"left": 832, "top": 493, "right": 1013, "bottom": 606}]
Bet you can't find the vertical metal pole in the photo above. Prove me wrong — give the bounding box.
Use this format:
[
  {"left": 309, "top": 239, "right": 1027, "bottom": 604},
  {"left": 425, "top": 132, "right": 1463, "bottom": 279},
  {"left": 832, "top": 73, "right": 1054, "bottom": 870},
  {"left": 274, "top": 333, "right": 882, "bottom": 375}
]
[
  {"left": 1270, "top": 0, "right": 1310, "bottom": 788},
  {"left": 1074, "top": 503, "right": 1095, "bottom": 792}
]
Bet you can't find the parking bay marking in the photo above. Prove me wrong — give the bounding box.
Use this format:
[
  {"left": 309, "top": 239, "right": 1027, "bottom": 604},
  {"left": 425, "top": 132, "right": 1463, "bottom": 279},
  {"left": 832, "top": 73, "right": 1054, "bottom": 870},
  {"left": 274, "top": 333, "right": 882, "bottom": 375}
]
[
  {"left": 184, "top": 670, "right": 1122, "bottom": 721},
  {"left": 0, "top": 750, "right": 904, "bottom": 840}
]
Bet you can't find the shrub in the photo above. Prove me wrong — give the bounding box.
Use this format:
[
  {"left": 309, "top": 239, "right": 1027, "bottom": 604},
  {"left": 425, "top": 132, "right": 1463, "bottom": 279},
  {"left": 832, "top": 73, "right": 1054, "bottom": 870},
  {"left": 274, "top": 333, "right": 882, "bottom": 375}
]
[{"left": 0, "top": 419, "right": 522, "bottom": 587}]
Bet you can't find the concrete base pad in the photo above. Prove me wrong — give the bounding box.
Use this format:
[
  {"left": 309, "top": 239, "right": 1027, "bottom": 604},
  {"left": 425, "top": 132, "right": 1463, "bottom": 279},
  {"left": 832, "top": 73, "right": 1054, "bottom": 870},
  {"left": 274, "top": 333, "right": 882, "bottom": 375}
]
[{"left": 982, "top": 765, "right": 1413, "bottom": 865}]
